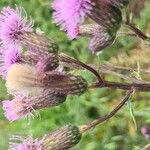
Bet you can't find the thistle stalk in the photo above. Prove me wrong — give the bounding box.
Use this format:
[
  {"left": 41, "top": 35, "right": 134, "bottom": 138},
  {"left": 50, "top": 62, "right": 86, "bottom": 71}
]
[
  {"left": 124, "top": 22, "right": 148, "bottom": 41},
  {"left": 80, "top": 89, "right": 133, "bottom": 133},
  {"left": 59, "top": 53, "right": 105, "bottom": 85}
]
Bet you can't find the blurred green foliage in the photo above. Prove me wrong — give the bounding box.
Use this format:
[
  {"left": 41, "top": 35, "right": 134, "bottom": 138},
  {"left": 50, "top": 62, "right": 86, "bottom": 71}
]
[{"left": 0, "top": 0, "right": 150, "bottom": 150}]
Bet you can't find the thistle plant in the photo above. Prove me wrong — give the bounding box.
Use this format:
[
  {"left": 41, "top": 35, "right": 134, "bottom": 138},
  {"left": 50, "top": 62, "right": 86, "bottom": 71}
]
[{"left": 0, "top": 1, "right": 150, "bottom": 149}]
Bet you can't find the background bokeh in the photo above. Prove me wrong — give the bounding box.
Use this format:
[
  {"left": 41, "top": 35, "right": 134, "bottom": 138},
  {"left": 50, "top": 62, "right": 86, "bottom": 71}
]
[{"left": 0, "top": 0, "right": 150, "bottom": 149}]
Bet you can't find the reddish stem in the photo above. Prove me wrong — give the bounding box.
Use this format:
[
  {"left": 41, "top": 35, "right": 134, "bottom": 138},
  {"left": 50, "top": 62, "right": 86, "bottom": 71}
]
[{"left": 124, "top": 22, "right": 148, "bottom": 40}]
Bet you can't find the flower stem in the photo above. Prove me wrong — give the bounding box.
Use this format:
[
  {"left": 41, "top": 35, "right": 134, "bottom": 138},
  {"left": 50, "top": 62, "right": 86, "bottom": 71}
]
[
  {"left": 123, "top": 22, "right": 148, "bottom": 40},
  {"left": 89, "top": 81, "right": 150, "bottom": 91},
  {"left": 80, "top": 90, "right": 133, "bottom": 133},
  {"left": 117, "top": 32, "right": 137, "bottom": 37},
  {"left": 59, "top": 53, "right": 105, "bottom": 85}
]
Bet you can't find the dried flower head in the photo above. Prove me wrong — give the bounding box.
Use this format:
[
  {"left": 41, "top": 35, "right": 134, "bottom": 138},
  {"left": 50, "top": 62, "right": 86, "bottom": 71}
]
[
  {"left": 9, "top": 124, "right": 81, "bottom": 150},
  {"left": 52, "top": 0, "right": 122, "bottom": 40},
  {"left": 3, "top": 91, "right": 66, "bottom": 121},
  {"left": 0, "top": 6, "right": 33, "bottom": 46},
  {"left": 6, "top": 63, "right": 88, "bottom": 96},
  {"left": 0, "top": 46, "right": 21, "bottom": 79}
]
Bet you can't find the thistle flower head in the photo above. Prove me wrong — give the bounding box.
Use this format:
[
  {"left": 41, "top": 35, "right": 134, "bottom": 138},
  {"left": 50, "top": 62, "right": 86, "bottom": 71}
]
[
  {"left": 4, "top": 47, "right": 21, "bottom": 68},
  {"left": 52, "top": 0, "right": 122, "bottom": 40},
  {"left": 42, "top": 124, "right": 81, "bottom": 149},
  {"left": 2, "top": 96, "right": 32, "bottom": 121},
  {"left": 0, "top": 6, "right": 33, "bottom": 46},
  {"left": 3, "top": 91, "right": 66, "bottom": 121},
  {"left": 9, "top": 124, "right": 81, "bottom": 150},
  {"left": 79, "top": 24, "right": 116, "bottom": 52},
  {"left": 90, "top": 26, "right": 116, "bottom": 52},
  {"left": 9, "top": 136, "right": 42, "bottom": 150},
  {"left": 6, "top": 63, "right": 43, "bottom": 96},
  {"left": 27, "top": 45, "right": 59, "bottom": 73},
  {"left": 6, "top": 63, "right": 88, "bottom": 96},
  {"left": 0, "top": 46, "right": 21, "bottom": 79},
  {"left": 52, "top": 0, "right": 92, "bottom": 39}
]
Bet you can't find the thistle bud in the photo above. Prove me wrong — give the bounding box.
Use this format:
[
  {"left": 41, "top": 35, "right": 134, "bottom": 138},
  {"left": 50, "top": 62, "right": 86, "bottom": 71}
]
[
  {"left": 21, "top": 32, "right": 58, "bottom": 54},
  {"left": 2, "top": 91, "right": 66, "bottom": 121},
  {"left": 6, "top": 63, "right": 88, "bottom": 96},
  {"left": 22, "top": 32, "right": 59, "bottom": 71},
  {"left": 89, "top": 32, "right": 115, "bottom": 52},
  {"left": 79, "top": 24, "right": 116, "bottom": 52},
  {"left": 88, "top": 1, "right": 122, "bottom": 32},
  {"left": 9, "top": 124, "right": 81, "bottom": 150},
  {"left": 42, "top": 124, "right": 81, "bottom": 150}
]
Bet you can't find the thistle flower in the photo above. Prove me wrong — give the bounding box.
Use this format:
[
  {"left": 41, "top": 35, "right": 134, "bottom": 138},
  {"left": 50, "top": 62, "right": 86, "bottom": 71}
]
[
  {"left": 26, "top": 34, "right": 59, "bottom": 72},
  {"left": 0, "top": 6, "right": 33, "bottom": 46},
  {"left": 9, "top": 136, "right": 42, "bottom": 150},
  {"left": 52, "top": 0, "right": 93, "bottom": 39},
  {"left": 0, "top": 6, "right": 59, "bottom": 70},
  {"left": 52, "top": 0, "right": 122, "bottom": 40},
  {"left": 2, "top": 91, "right": 66, "bottom": 121},
  {"left": 0, "top": 6, "right": 53, "bottom": 50},
  {"left": 0, "top": 46, "right": 21, "bottom": 79},
  {"left": 79, "top": 24, "right": 116, "bottom": 52},
  {"left": 6, "top": 63, "right": 88, "bottom": 96},
  {"left": 9, "top": 124, "right": 81, "bottom": 150}
]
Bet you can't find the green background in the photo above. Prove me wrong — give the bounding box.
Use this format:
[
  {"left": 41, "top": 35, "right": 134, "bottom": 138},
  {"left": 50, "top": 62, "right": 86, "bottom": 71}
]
[{"left": 0, "top": 0, "right": 150, "bottom": 149}]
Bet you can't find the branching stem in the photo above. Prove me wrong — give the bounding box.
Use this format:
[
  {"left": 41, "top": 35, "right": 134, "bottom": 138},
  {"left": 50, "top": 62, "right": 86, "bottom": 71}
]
[{"left": 59, "top": 53, "right": 105, "bottom": 85}]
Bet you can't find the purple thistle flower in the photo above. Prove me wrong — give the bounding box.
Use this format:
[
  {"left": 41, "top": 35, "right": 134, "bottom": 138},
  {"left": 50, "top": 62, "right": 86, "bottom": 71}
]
[
  {"left": 52, "top": 0, "right": 93, "bottom": 39},
  {"left": 0, "top": 6, "right": 33, "bottom": 46},
  {"left": 2, "top": 96, "right": 33, "bottom": 121},
  {"left": 52, "top": 0, "right": 122, "bottom": 40},
  {"left": 79, "top": 24, "right": 116, "bottom": 52},
  {"left": 4, "top": 47, "right": 21, "bottom": 68},
  {"left": 9, "top": 136, "right": 42, "bottom": 150},
  {"left": 2, "top": 91, "right": 66, "bottom": 121},
  {"left": 0, "top": 46, "right": 21, "bottom": 79}
]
